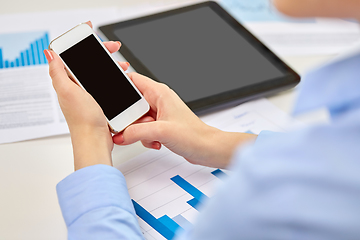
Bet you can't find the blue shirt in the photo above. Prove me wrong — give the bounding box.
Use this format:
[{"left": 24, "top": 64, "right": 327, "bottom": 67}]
[{"left": 57, "top": 48, "right": 360, "bottom": 239}]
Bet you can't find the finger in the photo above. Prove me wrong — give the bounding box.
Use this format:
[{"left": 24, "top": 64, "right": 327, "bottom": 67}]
[
  {"left": 147, "top": 108, "right": 157, "bottom": 120},
  {"left": 141, "top": 140, "right": 162, "bottom": 150},
  {"left": 85, "top": 21, "right": 93, "bottom": 28},
  {"left": 127, "top": 72, "right": 187, "bottom": 117},
  {"left": 127, "top": 72, "right": 159, "bottom": 94},
  {"left": 112, "top": 132, "right": 124, "bottom": 145},
  {"left": 118, "top": 61, "right": 130, "bottom": 72},
  {"left": 132, "top": 115, "right": 155, "bottom": 125},
  {"left": 127, "top": 72, "right": 171, "bottom": 108},
  {"left": 113, "top": 121, "right": 166, "bottom": 145},
  {"left": 123, "top": 121, "right": 165, "bottom": 145},
  {"left": 112, "top": 115, "right": 155, "bottom": 145},
  {"left": 104, "top": 41, "right": 121, "bottom": 53},
  {"left": 45, "top": 50, "right": 75, "bottom": 93}
]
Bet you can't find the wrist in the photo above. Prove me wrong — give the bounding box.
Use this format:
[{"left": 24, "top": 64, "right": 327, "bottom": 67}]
[
  {"left": 204, "top": 127, "right": 257, "bottom": 169},
  {"left": 70, "top": 126, "right": 113, "bottom": 171}
]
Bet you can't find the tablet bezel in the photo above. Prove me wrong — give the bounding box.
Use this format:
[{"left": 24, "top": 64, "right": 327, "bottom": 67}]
[{"left": 99, "top": 1, "right": 300, "bottom": 115}]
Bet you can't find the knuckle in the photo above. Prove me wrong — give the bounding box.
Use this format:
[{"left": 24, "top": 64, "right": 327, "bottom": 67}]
[
  {"left": 186, "top": 158, "right": 196, "bottom": 165},
  {"left": 141, "top": 140, "right": 153, "bottom": 149},
  {"left": 156, "top": 83, "right": 172, "bottom": 98},
  {"left": 126, "top": 125, "right": 136, "bottom": 135},
  {"left": 49, "top": 67, "right": 59, "bottom": 79},
  {"left": 125, "top": 125, "right": 139, "bottom": 141},
  {"left": 129, "top": 72, "right": 139, "bottom": 79},
  {"left": 157, "top": 82, "right": 170, "bottom": 91}
]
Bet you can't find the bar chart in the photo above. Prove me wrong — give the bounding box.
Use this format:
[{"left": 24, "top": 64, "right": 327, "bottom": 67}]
[
  {"left": 171, "top": 175, "right": 209, "bottom": 211},
  {"left": 0, "top": 31, "right": 49, "bottom": 69},
  {"left": 130, "top": 167, "right": 227, "bottom": 240},
  {"left": 117, "top": 144, "right": 235, "bottom": 240}
]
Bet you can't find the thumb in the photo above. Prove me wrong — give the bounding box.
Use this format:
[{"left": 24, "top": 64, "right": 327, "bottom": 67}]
[
  {"left": 114, "top": 121, "right": 167, "bottom": 146},
  {"left": 44, "top": 49, "right": 74, "bottom": 94}
]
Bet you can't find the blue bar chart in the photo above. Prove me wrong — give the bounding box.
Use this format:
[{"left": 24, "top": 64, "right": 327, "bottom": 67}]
[
  {"left": 0, "top": 31, "right": 49, "bottom": 69},
  {"left": 132, "top": 200, "right": 181, "bottom": 240},
  {"left": 131, "top": 170, "right": 229, "bottom": 239},
  {"left": 132, "top": 175, "right": 207, "bottom": 239},
  {"left": 171, "top": 175, "right": 209, "bottom": 210},
  {"left": 211, "top": 169, "right": 228, "bottom": 179}
]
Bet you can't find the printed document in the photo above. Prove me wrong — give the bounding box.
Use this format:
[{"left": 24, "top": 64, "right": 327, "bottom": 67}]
[{"left": 0, "top": 8, "right": 118, "bottom": 144}]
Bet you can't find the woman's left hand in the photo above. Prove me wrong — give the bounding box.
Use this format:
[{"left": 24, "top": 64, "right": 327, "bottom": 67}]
[{"left": 45, "top": 26, "right": 129, "bottom": 170}]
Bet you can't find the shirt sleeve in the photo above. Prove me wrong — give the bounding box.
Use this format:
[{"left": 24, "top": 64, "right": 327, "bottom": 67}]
[
  {"left": 56, "top": 164, "right": 144, "bottom": 240},
  {"left": 176, "top": 125, "right": 360, "bottom": 240},
  {"left": 253, "top": 130, "right": 279, "bottom": 145}
]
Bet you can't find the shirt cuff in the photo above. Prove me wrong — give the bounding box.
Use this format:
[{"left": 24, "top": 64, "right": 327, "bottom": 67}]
[{"left": 56, "top": 164, "right": 135, "bottom": 227}]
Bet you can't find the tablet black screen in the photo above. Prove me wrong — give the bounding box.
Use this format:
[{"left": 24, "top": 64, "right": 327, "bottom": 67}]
[
  {"left": 100, "top": 2, "right": 299, "bottom": 113},
  {"left": 113, "top": 6, "right": 284, "bottom": 102}
]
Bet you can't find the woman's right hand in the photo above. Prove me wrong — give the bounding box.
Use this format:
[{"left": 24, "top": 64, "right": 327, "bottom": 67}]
[{"left": 113, "top": 73, "right": 257, "bottom": 169}]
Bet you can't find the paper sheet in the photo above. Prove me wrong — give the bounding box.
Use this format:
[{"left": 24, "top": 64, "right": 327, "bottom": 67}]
[
  {"left": 220, "top": 0, "right": 360, "bottom": 56},
  {"left": 117, "top": 98, "right": 303, "bottom": 240},
  {"left": 0, "top": 8, "right": 119, "bottom": 144}
]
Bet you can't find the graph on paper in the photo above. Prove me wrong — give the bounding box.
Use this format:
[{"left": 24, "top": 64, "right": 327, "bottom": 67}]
[
  {"left": 0, "top": 31, "right": 49, "bottom": 69},
  {"left": 131, "top": 169, "right": 228, "bottom": 239},
  {"left": 117, "top": 99, "right": 302, "bottom": 240},
  {"left": 119, "top": 147, "right": 231, "bottom": 240}
]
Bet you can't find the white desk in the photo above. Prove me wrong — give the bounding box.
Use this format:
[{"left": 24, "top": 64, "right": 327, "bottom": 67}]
[{"left": 0, "top": 1, "right": 334, "bottom": 239}]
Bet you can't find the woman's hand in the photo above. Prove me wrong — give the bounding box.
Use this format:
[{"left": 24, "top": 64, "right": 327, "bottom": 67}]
[
  {"left": 45, "top": 24, "right": 130, "bottom": 170},
  {"left": 113, "top": 73, "right": 257, "bottom": 169}
]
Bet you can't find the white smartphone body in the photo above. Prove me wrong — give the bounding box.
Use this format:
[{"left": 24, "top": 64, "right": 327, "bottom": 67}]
[{"left": 49, "top": 23, "right": 149, "bottom": 133}]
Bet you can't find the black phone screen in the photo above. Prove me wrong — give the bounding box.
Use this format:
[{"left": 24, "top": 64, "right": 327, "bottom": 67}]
[{"left": 60, "top": 34, "right": 141, "bottom": 120}]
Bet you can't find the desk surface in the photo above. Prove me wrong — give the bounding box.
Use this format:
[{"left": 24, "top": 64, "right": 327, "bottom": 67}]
[{"left": 0, "top": 1, "right": 334, "bottom": 239}]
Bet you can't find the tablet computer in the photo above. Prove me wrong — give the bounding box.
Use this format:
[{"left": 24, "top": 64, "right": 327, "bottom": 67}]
[{"left": 99, "top": 1, "right": 300, "bottom": 115}]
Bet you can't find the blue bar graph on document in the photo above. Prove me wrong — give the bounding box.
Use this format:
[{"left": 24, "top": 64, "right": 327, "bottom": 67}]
[
  {"left": 171, "top": 175, "right": 209, "bottom": 210},
  {"left": 132, "top": 200, "right": 182, "bottom": 240},
  {"left": 211, "top": 169, "right": 228, "bottom": 179},
  {"left": 0, "top": 31, "right": 49, "bottom": 69},
  {"left": 131, "top": 173, "right": 216, "bottom": 239}
]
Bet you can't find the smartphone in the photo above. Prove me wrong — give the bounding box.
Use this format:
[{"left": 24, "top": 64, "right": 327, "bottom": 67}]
[{"left": 49, "top": 23, "right": 149, "bottom": 133}]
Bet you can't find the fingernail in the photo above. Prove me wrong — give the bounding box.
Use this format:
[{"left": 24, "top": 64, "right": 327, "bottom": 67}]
[
  {"left": 43, "top": 50, "right": 53, "bottom": 63},
  {"left": 153, "top": 142, "right": 161, "bottom": 150},
  {"left": 126, "top": 62, "right": 130, "bottom": 67},
  {"left": 116, "top": 41, "right": 121, "bottom": 47},
  {"left": 116, "top": 133, "right": 124, "bottom": 144}
]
